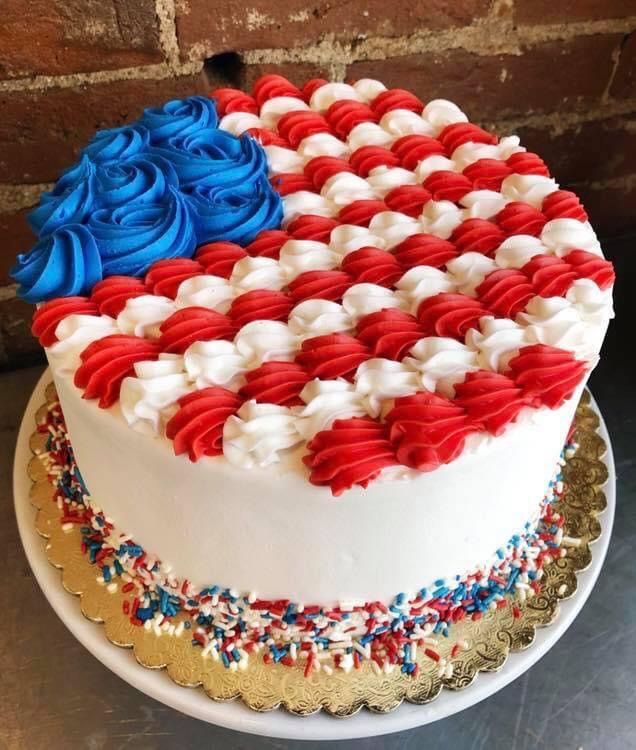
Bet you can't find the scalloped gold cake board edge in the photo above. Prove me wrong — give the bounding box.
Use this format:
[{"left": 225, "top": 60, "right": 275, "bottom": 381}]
[{"left": 26, "top": 384, "right": 607, "bottom": 717}]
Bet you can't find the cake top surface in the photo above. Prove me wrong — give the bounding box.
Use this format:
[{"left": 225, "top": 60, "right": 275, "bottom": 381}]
[{"left": 15, "top": 75, "right": 615, "bottom": 495}]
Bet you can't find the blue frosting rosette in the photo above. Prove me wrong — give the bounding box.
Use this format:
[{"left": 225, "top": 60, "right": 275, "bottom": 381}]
[
  {"left": 13, "top": 225, "right": 102, "bottom": 303},
  {"left": 12, "top": 95, "right": 283, "bottom": 303}
]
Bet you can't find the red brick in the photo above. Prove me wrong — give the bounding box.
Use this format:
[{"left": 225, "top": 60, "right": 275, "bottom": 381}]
[
  {"left": 571, "top": 178, "right": 636, "bottom": 237},
  {"left": 515, "top": 117, "right": 636, "bottom": 185},
  {"left": 0, "top": 207, "right": 36, "bottom": 286},
  {"left": 0, "top": 295, "right": 41, "bottom": 370},
  {"left": 176, "top": 0, "right": 492, "bottom": 56},
  {"left": 515, "top": 0, "right": 636, "bottom": 24},
  {"left": 610, "top": 32, "right": 636, "bottom": 99},
  {"left": 347, "top": 35, "right": 621, "bottom": 120},
  {"left": 0, "top": 74, "right": 207, "bottom": 184},
  {"left": 0, "top": 0, "right": 163, "bottom": 80}
]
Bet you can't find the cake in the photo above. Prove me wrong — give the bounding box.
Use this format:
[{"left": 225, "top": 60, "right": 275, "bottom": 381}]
[{"left": 14, "top": 75, "right": 615, "bottom": 676}]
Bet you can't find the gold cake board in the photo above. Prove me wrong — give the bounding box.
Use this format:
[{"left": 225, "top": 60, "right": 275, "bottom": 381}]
[{"left": 25, "top": 383, "right": 608, "bottom": 717}]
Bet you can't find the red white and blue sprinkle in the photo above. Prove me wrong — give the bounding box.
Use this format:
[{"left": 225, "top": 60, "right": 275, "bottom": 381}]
[{"left": 36, "top": 397, "right": 577, "bottom": 678}]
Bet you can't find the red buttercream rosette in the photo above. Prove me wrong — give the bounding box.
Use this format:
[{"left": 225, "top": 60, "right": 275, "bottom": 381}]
[
  {"left": 417, "top": 293, "right": 489, "bottom": 339},
  {"left": 475, "top": 269, "right": 534, "bottom": 318},
  {"left": 287, "top": 214, "right": 338, "bottom": 242},
  {"left": 145, "top": 258, "right": 204, "bottom": 299},
  {"left": 438, "top": 123, "right": 497, "bottom": 153},
  {"left": 288, "top": 270, "right": 353, "bottom": 303},
  {"left": 508, "top": 344, "right": 587, "bottom": 409},
  {"left": 74, "top": 334, "right": 161, "bottom": 408},
  {"left": 386, "top": 392, "right": 477, "bottom": 471},
  {"left": 391, "top": 134, "right": 446, "bottom": 169},
  {"left": 393, "top": 234, "right": 458, "bottom": 270},
  {"left": 356, "top": 308, "right": 424, "bottom": 360},
  {"left": 90, "top": 276, "right": 148, "bottom": 318},
  {"left": 32, "top": 296, "right": 99, "bottom": 347},
  {"left": 341, "top": 247, "right": 403, "bottom": 287},
  {"left": 239, "top": 361, "right": 311, "bottom": 406},
  {"left": 384, "top": 185, "right": 432, "bottom": 217},
  {"left": 495, "top": 202, "right": 547, "bottom": 237},
  {"left": 450, "top": 219, "right": 505, "bottom": 256},
  {"left": 521, "top": 255, "right": 578, "bottom": 297},
  {"left": 159, "top": 307, "right": 238, "bottom": 354},
  {"left": 542, "top": 190, "right": 588, "bottom": 222},
  {"left": 166, "top": 387, "right": 243, "bottom": 461},
  {"left": 295, "top": 333, "right": 371, "bottom": 380},
  {"left": 210, "top": 88, "right": 258, "bottom": 116},
  {"left": 562, "top": 249, "right": 615, "bottom": 289},
  {"left": 228, "top": 289, "right": 294, "bottom": 326},
  {"left": 195, "top": 242, "right": 248, "bottom": 278},
  {"left": 304, "top": 417, "right": 399, "bottom": 496},
  {"left": 454, "top": 369, "right": 532, "bottom": 435},
  {"left": 337, "top": 200, "right": 388, "bottom": 226},
  {"left": 350, "top": 146, "right": 400, "bottom": 176},
  {"left": 245, "top": 230, "right": 290, "bottom": 259}
]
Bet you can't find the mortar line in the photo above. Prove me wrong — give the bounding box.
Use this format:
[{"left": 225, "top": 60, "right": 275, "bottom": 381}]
[{"left": 1, "top": 16, "right": 634, "bottom": 93}]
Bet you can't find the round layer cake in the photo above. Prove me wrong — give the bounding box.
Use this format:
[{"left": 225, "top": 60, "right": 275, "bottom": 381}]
[{"left": 16, "top": 76, "right": 613, "bottom": 625}]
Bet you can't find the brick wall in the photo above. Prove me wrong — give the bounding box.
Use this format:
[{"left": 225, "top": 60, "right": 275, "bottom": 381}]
[{"left": 0, "top": 0, "right": 634, "bottom": 369}]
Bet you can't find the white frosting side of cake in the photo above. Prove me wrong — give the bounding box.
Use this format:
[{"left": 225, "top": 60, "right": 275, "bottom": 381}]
[{"left": 51, "top": 370, "right": 584, "bottom": 603}]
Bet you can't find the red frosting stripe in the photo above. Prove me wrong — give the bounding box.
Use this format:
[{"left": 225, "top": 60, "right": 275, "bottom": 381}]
[
  {"left": 508, "top": 343, "right": 587, "bottom": 409},
  {"left": 521, "top": 255, "right": 578, "bottom": 297},
  {"left": 145, "top": 258, "right": 204, "bottom": 299},
  {"left": 542, "top": 190, "right": 588, "bottom": 222},
  {"left": 288, "top": 270, "right": 353, "bottom": 303},
  {"left": 494, "top": 202, "right": 547, "bottom": 237},
  {"left": 302, "top": 78, "right": 328, "bottom": 102},
  {"left": 371, "top": 89, "right": 424, "bottom": 117},
  {"left": 287, "top": 214, "right": 338, "bottom": 242},
  {"left": 32, "top": 296, "right": 99, "bottom": 347},
  {"left": 450, "top": 219, "right": 505, "bottom": 256},
  {"left": 304, "top": 156, "right": 354, "bottom": 190},
  {"left": 90, "top": 276, "right": 148, "bottom": 318},
  {"left": 454, "top": 370, "right": 532, "bottom": 435},
  {"left": 337, "top": 199, "right": 388, "bottom": 226},
  {"left": 304, "top": 417, "right": 399, "bottom": 496},
  {"left": 422, "top": 170, "right": 472, "bottom": 202},
  {"left": 356, "top": 308, "right": 424, "bottom": 360},
  {"left": 506, "top": 152, "right": 550, "bottom": 176},
  {"left": 325, "top": 99, "right": 377, "bottom": 138},
  {"left": 386, "top": 392, "right": 476, "bottom": 471},
  {"left": 245, "top": 127, "right": 288, "bottom": 147},
  {"left": 562, "top": 249, "right": 615, "bottom": 289},
  {"left": 438, "top": 123, "right": 497, "bottom": 153},
  {"left": 463, "top": 158, "right": 512, "bottom": 191},
  {"left": 228, "top": 289, "right": 294, "bottom": 326},
  {"left": 74, "top": 334, "right": 161, "bottom": 408},
  {"left": 158, "top": 307, "right": 238, "bottom": 354},
  {"left": 475, "top": 269, "right": 534, "bottom": 317},
  {"left": 239, "top": 361, "right": 311, "bottom": 406},
  {"left": 195, "top": 241, "right": 248, "bottom": 278},
  {"left": 296, "top": 333, "right": 371, "bottom": 380},
  {"left": 391, "top": 134, "right": 446, "bottom": 170},
  {"left": 349, "top": 146, "right": 400, "bottom": 177},
  {"left": 210, "top": 88, "right": 258, "bottom": 116},
  {"left": 166, "top": 387, "right": 243, "bottom": 461},
  {"left": 393, "top": 234, "right": 458, "bottom": 270},
  {"left": 252, "top": 74, "right": 303, "bottom": 107},
  {"left": 270, "top": 172, "right": 315, "bottom": 196},
  {"left": 384, "top": 185, "right": 432, "bottom": 217},
  {"left": 417, "top": 292, "right": 489, "bottom": 339},
  {"left": 277, "top": 111, "right": 331, "bottom": 149},
  {"left": 245, "top": 229, "right": 290, "bottom": 259},
  {"left": 341, "top": 247, "right": 403, "bottom": 287}
]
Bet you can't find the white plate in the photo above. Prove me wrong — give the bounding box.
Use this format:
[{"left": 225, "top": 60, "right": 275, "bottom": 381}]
[{"left": 14, "top": 371, "right": 615, "bottom": 741}]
